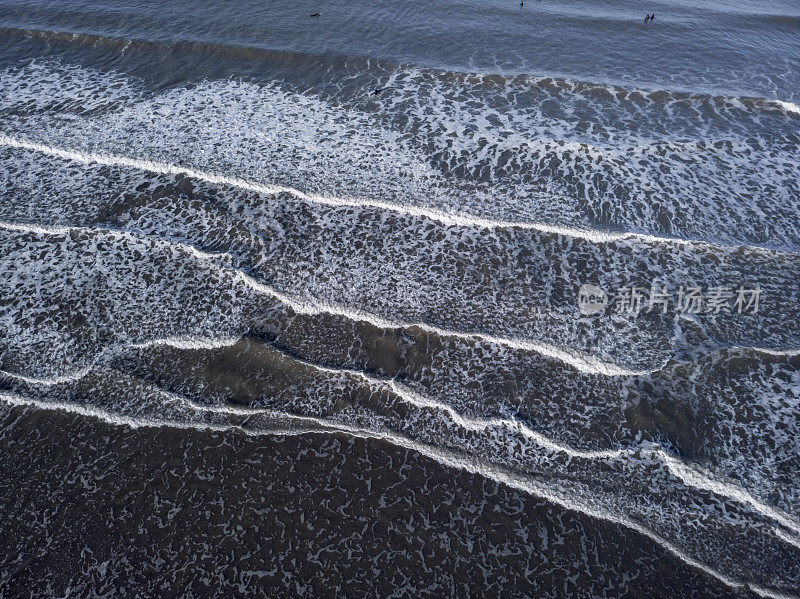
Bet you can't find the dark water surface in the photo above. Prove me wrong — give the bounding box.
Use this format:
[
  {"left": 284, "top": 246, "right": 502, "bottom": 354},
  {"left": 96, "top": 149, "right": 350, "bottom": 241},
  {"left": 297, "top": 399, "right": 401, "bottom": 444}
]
[{"left": 0, "top": 1, "right": 798, "bottom": 597}]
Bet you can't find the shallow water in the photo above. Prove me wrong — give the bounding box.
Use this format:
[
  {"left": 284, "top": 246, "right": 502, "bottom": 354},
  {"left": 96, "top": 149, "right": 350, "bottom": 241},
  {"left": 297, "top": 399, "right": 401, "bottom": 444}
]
[{"left": 0, "top": 1, "right": 798, "bottom": 597}]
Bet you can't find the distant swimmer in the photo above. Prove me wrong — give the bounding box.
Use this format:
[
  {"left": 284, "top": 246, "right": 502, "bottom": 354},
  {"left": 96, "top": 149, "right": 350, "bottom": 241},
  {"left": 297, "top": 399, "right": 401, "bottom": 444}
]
[
  {"left": 310, "top": 12, "right": 321, "bottom": 17},
  {"left": 644, "top": 14, "right": 650, "bottom": 21},
  {"left": 373, "top": 87, "right": 385, "bottom": 96},
  {"left": 520, "top": 0, "right": 523, "bottom": 7},
  {"left": 651, "top": 13, "right": 655, "bottom": 19}
]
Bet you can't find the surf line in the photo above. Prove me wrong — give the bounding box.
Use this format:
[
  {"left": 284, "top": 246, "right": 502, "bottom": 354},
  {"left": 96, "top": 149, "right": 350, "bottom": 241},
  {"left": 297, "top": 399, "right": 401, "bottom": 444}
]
[
  {"left": 2, "top": 324, "right": 797, "bottom": 544},
  {"left": 0, "top": 390, "right": 310, "bottom": 436},
  {"left": 0, "top": 132, "right": 788, "bottom": 254},
  {"left": 0, "top": 219, "right": 655, "bottom": 377},
  {"left": 0, "top": 335, "right": 242, "bottom": 386},
  {"left": 199, "top": 337, "right": 800, "bottom": 544},
  {"left": 182, "top": 341, "right": 800, "bottom": 546},
  {"left": 7, "top": 218, "right": 800, "bottom": 375},
  {"left": 0, "top": 220, "right": 233, "bottom": 262},
  {"left": 0, "top": 391, "right": 797, "bottom": 599},
  {"left": 6, "top": 218, "right": 799, "bottom": 375}
]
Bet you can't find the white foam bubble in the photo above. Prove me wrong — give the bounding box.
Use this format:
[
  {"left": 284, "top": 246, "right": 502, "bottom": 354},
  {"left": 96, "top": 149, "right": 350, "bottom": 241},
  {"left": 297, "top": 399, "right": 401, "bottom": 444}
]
[
  {"left": 0, "top": 390, "right": 796, "bottom": 599},
  {"left": 0, "top": 218, "right": 656, "bottom": 376},
  {"left": 774, "top": 100, "right": 800, "bottom": 115}
]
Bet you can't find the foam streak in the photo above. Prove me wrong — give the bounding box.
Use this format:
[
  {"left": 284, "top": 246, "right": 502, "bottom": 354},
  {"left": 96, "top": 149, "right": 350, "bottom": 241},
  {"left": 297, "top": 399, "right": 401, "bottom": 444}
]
[
  {"left": 0, "top": 132, "right": 789, "bottom": 255},
  {"left": 0, "top": 391, "right": 795, "bottom": 599}
]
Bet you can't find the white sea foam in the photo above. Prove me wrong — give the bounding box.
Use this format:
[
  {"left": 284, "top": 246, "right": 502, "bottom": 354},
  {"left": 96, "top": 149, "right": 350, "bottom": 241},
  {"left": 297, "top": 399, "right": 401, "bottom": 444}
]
[
  {"left": 3, "top": 328, "right": 799, "bottom": 548},
  {"left": 3, "top": 218, "right": 798, "bottom": 377},
  {"left": 3, "top": 58, "right": 799, "bottom": 254},
  {"left": 0, "top": 132, "right": 795, "bottom": 255},
  {"left": 752, "top": 346, "right": 800, "bottom": 357},
  {"left": 0, "top": 133, "right": 700, "bottom": 245},
  {"left": 0, "top": 390, "right": 796, "bottom": 599},
  {"left": 774, "top": 100, "right": 800, "bottom": 115},
  {"left": 1, "top": 58, "right": 799, "bottom": 594},
  {"left": 286, "top": 352, "right": 800, "bottom": 546},
  {"left": 0, "top": 218, "right": 655, "bottom": 376},
  {"left": 0, "top": 334, "right": 241, "bottom": 385}
]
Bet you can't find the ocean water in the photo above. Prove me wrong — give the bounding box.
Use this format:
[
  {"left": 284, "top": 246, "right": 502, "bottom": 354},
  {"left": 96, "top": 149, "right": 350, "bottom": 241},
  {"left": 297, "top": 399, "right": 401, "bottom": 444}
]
[{"left": 0, "top": 1, "right": 798, "bottom": 597}]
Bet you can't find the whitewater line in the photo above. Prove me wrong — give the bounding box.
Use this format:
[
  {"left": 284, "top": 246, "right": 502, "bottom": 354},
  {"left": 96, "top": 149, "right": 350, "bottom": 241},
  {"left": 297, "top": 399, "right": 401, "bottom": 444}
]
[
  {"left": 6, "top": 217, "right": 799, "bottom": 376},
  {"left": 3, "top": 327, "right": 798, "bottom": 546},
  {"left": 165, "top": 400, "right": 800, "bottom": 599},
  {"left": 7, "top": 217, "right": 799, "bottom": 373},
  {"left": 0, "top": 220, "right": 232, "bottom": 262},
  {"left": 0, "top": 132, "right": 792, "bottom": 255},
  {"left": 190, "top": 361, "right": 800, "bottom": 547},
  {"left": 0, "top": 335, "right": 241, "bottom": 386},
  {"left": 246, "top": 278, "right": 655, "bottom": 376},
  {"left": 386, "top": 377, "right": 800, "bottom": 544},
  {"left": 0, "top": 391, "right": 795, "bottom": 599},
  {"left": 0, "top": 218, "right": 653, "bottom": 376},
  {"left": 220, "top": 341, "right": 800, "bottom": 545},
  {"left": 774, "top": 100, "right": 800, "bottom": 115},
  {"left": 0, "top": 391, "right": 315, "bottom": 437},
  {"left": 751, "top": 346, "right": 800, "bottom": 358}
]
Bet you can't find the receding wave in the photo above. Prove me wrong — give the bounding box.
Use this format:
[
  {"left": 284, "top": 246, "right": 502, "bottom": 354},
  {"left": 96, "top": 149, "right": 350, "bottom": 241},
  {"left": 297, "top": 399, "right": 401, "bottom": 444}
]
[
  {"left": 3, "top": 328, "right": 800, "bottom": 544},
  {"left": 3, "top": 217, "right": 799, "bottom": 377},
  {"left": 1, "top": 48, "right": 799, "bottom": 597},
  {"left": 1, "top": 387, "right": 798, "bottom": 599},
  {"left": 1, "top": 24, "right": 797, "bottom": 120},
  {"left": 2, "top": 132, "right": 797, "bottom": 255},
  {"left": 1, "top": 58, "right": 798, "bottom": 252}
]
